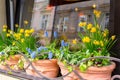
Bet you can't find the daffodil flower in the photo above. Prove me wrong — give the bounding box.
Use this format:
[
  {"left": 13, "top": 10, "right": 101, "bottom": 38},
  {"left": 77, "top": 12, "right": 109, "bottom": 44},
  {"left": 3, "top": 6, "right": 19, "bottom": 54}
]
[
  {"left": 24, "top": 20, "right": 28, "bottom": 25},
  {"left": 3, "top": 25, "right": 7, "bottom": 29},
  {"left": 20, "top": 29, "right": 24, "bottom": 33},
  {"left": 15, "top": 24, "right": 19, "bottom": 27},
  {"left": 72, "top": 39, "right": 77, "bottom": 44},
  {"left": 111, "top": 35, "right": 116, "bottom": 40},
  {"left": 90, "top": 27, "right": 96, "bottom": 33},
  {"left": 2, "top": 29, "right": 6, "bottom": 32},
  {"left": 87, "top": 23, "right": 92, "bottom": 30},
  {"left": 82, "top": 37, "right": 90, "bottom": 43},
  {"left": 6, "top": 33, "right": 10, "bottom": 37},
  {"left": 30, "top": 29, "right": 34, "bottom": 33},
  {"left": 21, "top": 39, "right": 24, "bottom": 43},
  {"left": 93, "top": 10, "right": 101, "bottom": 18},
  {"left": 78, "top": 22, "right": 86, "bottom": 27}
]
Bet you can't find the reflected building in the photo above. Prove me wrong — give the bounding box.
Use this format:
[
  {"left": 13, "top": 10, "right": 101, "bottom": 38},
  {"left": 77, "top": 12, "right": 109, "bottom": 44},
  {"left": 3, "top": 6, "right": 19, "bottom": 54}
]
[
  {"left": 53, "top": 0, "right": 110, "bottom": 39},
  {"left": 31, "top": 0, "right": 55, "bottom": 38}
]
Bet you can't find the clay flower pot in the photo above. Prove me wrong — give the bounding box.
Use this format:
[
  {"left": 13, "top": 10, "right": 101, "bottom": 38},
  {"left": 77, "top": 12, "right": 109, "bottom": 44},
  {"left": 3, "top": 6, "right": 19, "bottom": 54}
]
[
  {"left": 58, "top": 62, "right": 116, "bottom": 80},
  {"left": 24, "top": 59, "right": 59, "bottom": 78},
  {"left": 0, "top": 54, "right": 22, "bottom": 70}
]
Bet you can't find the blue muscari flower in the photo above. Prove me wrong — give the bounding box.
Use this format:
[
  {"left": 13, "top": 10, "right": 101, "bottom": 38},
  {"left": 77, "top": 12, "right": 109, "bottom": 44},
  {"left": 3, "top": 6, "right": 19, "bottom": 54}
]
[
  {"left": 44, "top": 31, "right": 48, "bottom": 37},
  {"left": 26, "top": 48, "right": 32, "bottom": 54},
  {"left": 54, "top": 31, "right": 58, "bottom": 38},
  {"left": 64, "top": 43, "right": 68, "bottom": 46},
  {"left": 61, "top": 40, "right": 65, "bottom": 47},
  {"left": 30, "top": 51, "right": 36, "bottom": 59},
  {"left": 0, "top": 52, "right": 4, "bottom": 55},
  {"left": 48, "top": 52, "right": 53, "bottom": 59},
  {"left": 61, "top": 51, "right": 64, "bottom": 54},
  {"left": 60, "top": 47, "right": 63, "bottom": 51},
  {"left": 37, "top": 46, "right": 48, "bottom": 52},
  {"left": 61, "top": 40, "right": 68, "bottom": 47},
  {"left": 37, "top": 46, "right": 44, "bottom": 52}
]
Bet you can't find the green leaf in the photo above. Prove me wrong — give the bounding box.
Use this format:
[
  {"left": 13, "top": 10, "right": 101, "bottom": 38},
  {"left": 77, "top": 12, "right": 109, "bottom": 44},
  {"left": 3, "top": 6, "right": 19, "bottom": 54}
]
[{"left": 79, "top": 63, "right": 87, "bottom": 72}]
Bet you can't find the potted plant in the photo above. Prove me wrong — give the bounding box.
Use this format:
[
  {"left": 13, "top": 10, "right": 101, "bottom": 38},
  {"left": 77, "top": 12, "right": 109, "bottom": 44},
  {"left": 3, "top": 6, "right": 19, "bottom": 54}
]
[
  {"left": 0, "top": 21, "right": 37, "bottom": 71},
  {"left": 24, "top": 31, "right": 59, "bottom": 78},
  {"left": 57, "top": 10, "right": 116, "bottom": 80},
  {"left": 0, "top": 25, "right": 22, "bottom": 70},
  {"left": 0, "top": 46, "right": 23, "bottom": 71}
]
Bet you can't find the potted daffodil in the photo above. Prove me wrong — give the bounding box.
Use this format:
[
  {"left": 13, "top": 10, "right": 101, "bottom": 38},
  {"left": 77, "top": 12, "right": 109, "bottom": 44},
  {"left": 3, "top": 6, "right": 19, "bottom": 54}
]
[{"left": 57, "top": 10, "right": 116, "bottom": 80}]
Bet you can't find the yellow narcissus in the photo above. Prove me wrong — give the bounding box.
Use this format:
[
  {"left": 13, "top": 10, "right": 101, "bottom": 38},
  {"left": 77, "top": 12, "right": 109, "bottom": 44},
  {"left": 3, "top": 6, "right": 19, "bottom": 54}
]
[
  {"left": 111, "top": 35, "right": 116, "bottom": 40},
  {"left": 93, "top": 10, "right": 101, "bottom": 18},
  {"left": 20, "top": 29, "right": 24, "bottom": 33},
  {"left": 79, "top": 22, "right": 87, "bottom": 27},
  {"left": 90, "top": 27, "right": 96, "bottom": 33},
  {"left": 24, "top": 20, "right": 28, "bottom": 25},
  {"left": 72, "top": 39, "right": 77, "bottom": 44},
  {"left": 82, "top": 36, "right": 90, "bottom": 43},
  {"left": 87, "top": 23, "right": 92, "bottom": 30}
]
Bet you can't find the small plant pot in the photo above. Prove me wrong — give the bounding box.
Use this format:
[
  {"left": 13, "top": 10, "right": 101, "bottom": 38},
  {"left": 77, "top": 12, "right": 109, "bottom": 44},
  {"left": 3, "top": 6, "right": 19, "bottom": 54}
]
[
  {"left": 0, "top": 54, "right": 22, "bottom": 71},
  {"left": 58, "top": 62, "right": 116, "bottom": 80},
  {"left": 24, "top": 59, "right": 59, "bottom": 78}
]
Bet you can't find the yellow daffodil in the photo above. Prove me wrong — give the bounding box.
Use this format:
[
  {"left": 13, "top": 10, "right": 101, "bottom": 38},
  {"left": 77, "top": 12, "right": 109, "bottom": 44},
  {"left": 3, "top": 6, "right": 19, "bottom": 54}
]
[
  {"left": 72, "top": 39, "right": 77, "bottom": 44},
  {"left": 6, "top": 33, "right": 10, "bottom": 37},
  {"left": 90, "top": 27, "right": 96, "bottom": 33},
  {"left": 25, "top": 30, "right": 30, "bottom": 34},
  {"left": 21, "top": 38, "right": 24, "bottom": 43},
  {"left": 100, "top": 41, "right": 104, "bottom": 47},
  {"left": 20, "top": 29, "right": 24, "bottom": 33},
  {"left": 96, "top": 24, "right": 100, "bottom": 29},
  {"left": 3, "top": 25, "right": 7, "bottom": 29},
  {"left": 15, "top": 24, "right": 19, "bottom": 27},
  {"left": 87, "top": 23, "right": 92, "bottom": 30},
  {"left": 3, "top": 29, "right": 6, "bottom": 32},
  {"left": 12, "top": 42, "right": 16, "bottom": 46},
  {"left": 103, "top": 33, "right": 106, "bottom": 37},
  {"left": 8, "top": 30, "right": 11, "bottom": 32},
  {"left": 30, "top": 29, "right": 34, "bottom": 33},
  {"left": 18, "top": 33, "right": 22, "bottom": 36},
  {"left": 78, "top": 22, "right": 86, "bottom": 27},
  {"left": 93, "top": 40, "right": 99, "bottom": 45},
  {"left": 24, "top": 20, "right": 28, "bottom": 25},
  {"left": 111, "top": 35, "right": 116, "bottom": 40},
  {"left": 93, "top": 10, "right": 101, "bottom": 18},
  {"left": 25, "top": 33, "right": 29, "bottom": 37},
  {"left": 82, "top": 36, "right": 90, "bottom": 43}
]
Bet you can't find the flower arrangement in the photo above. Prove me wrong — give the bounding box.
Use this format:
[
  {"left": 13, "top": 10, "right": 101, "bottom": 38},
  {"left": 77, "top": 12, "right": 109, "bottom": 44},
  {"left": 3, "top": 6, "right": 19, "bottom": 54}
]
[
  {"left": 78, "top": 10, "right": 116, "bottom": 71},
  {"left": 57, "top": 10, "right": 117, "bottom": 72},
  {"left": 0, "top": 21, "right": 37, "bottom": 70},
  {"left": 24, "top": 30, "right": 60, "bottom": 78}
]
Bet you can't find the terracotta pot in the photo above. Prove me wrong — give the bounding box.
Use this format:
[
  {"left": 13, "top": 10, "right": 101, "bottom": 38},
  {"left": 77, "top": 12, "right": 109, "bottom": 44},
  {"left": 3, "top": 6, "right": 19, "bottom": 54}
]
[
  {"left": 0, "top": 64, "right": 8, "bottom": 70},
  {"left": 0, "top": 54, "right": 21, "bottom": 70},
  {"left": 58, "top": 62, "right": 116, "bottom": 80},
  {"left": 24, "top": 59, "right": 59, "bottom": 78}
]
